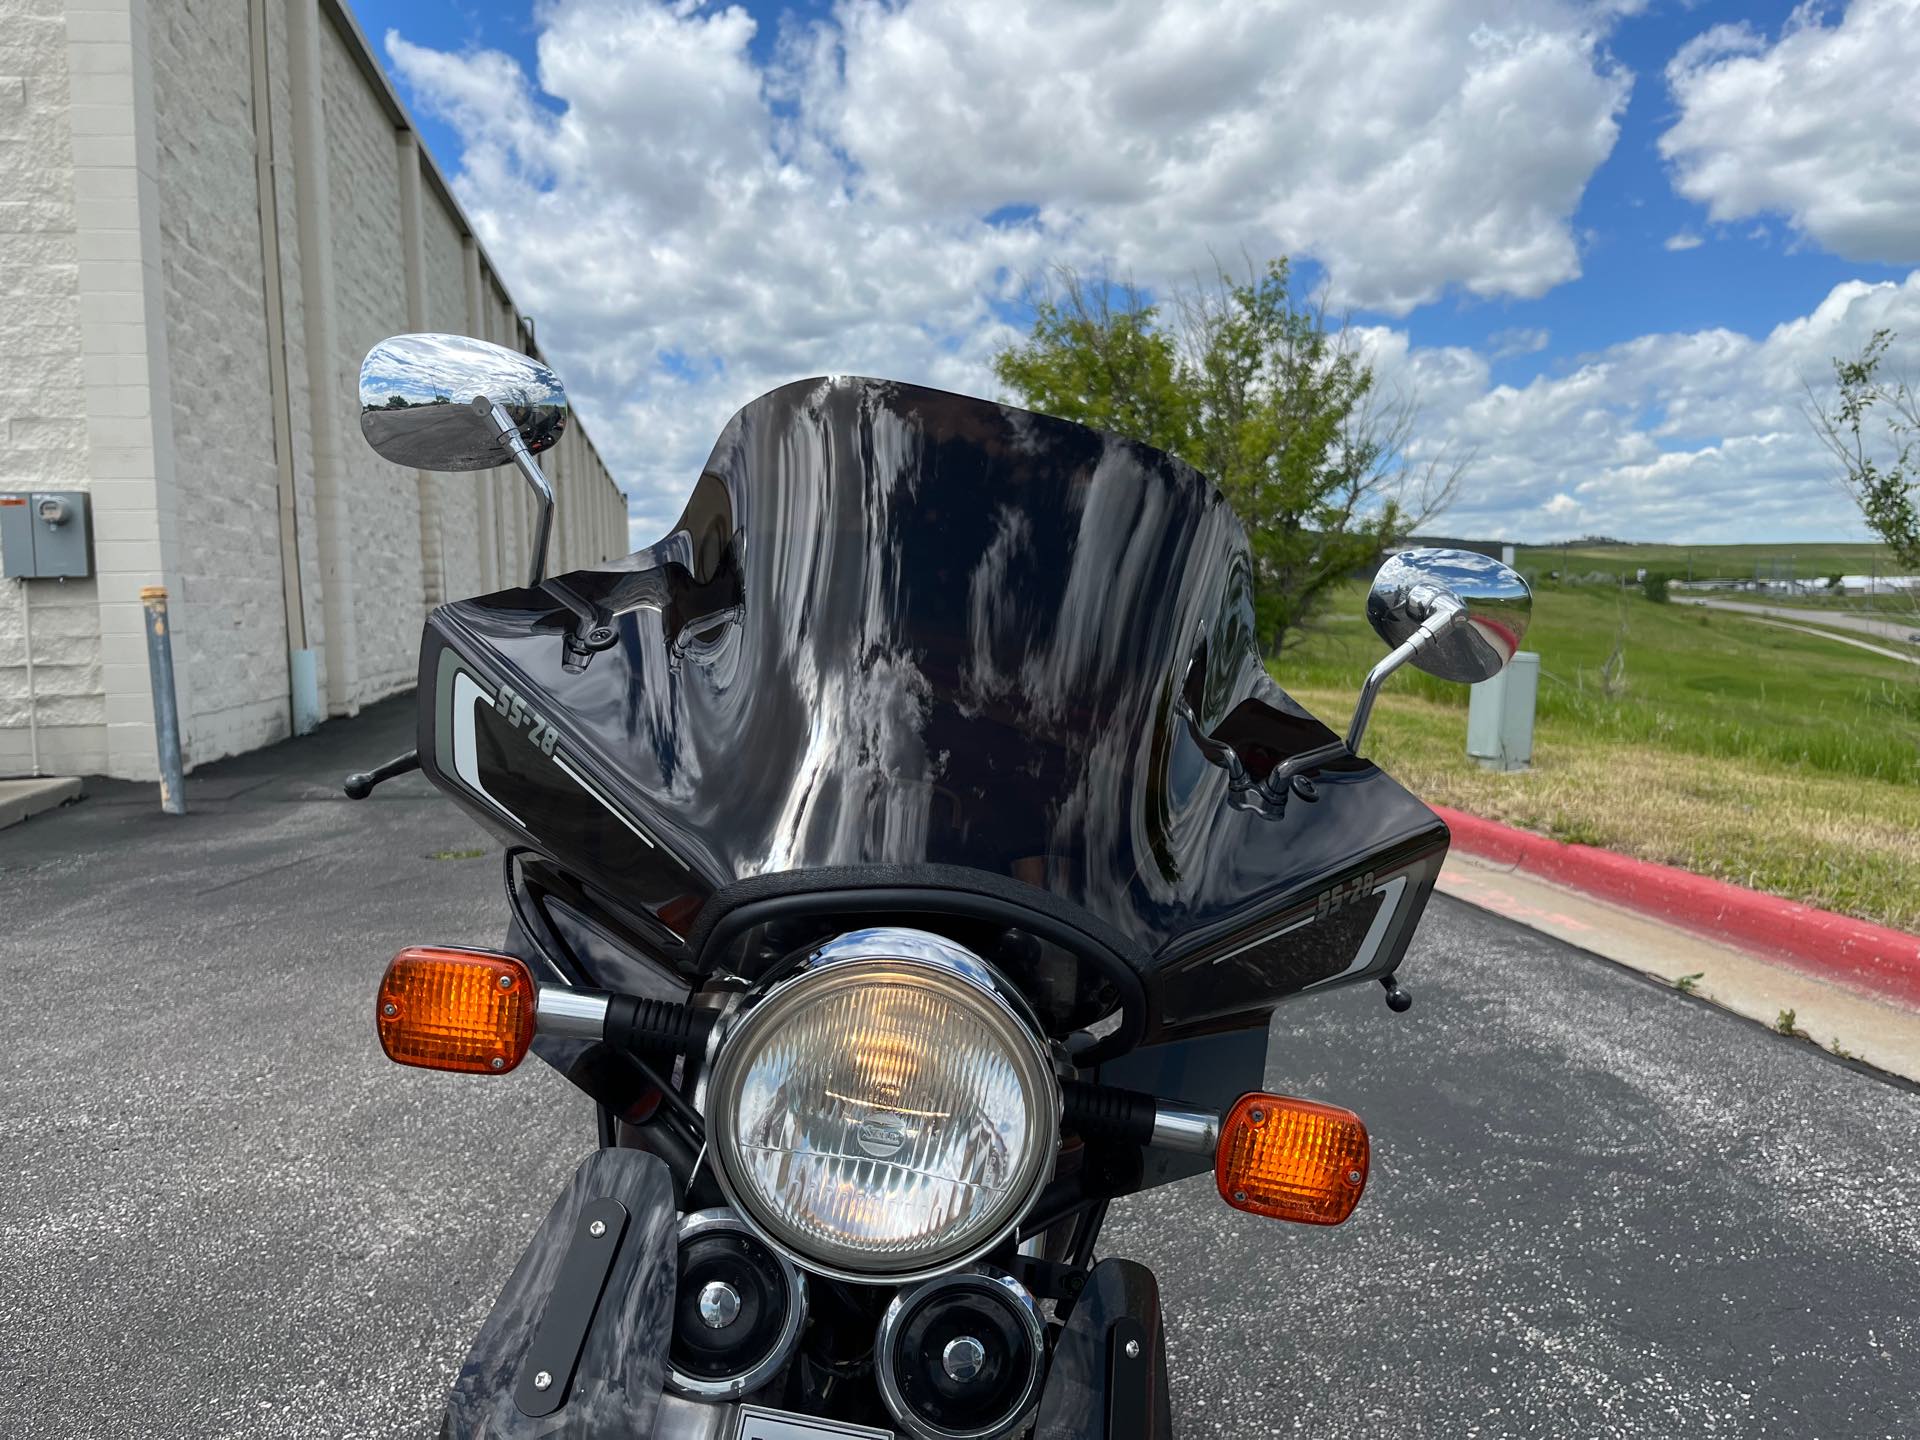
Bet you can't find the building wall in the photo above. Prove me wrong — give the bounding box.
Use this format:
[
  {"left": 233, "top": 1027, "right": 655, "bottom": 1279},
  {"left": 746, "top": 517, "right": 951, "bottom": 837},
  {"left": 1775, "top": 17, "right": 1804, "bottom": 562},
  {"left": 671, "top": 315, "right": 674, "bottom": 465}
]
[
  {"left": 0, "top": 0, "right": 102, "bottom": 776},
  {"left": 320, "top": 15, "right": 418, "bottom": 701},
  {"left": 0, "top": 0, "right": 628, "bottom": 781},
  {"left": 418, "top": 157, "right": 479, "bottom": 605},
  {"left": 152, "top": 0, "right": 288, "bottom": 761}
]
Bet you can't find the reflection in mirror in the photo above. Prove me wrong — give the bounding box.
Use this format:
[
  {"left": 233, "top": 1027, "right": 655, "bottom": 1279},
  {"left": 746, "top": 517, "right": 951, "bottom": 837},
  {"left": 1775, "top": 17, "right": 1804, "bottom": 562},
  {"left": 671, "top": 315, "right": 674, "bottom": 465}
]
[
  {"left": 358, "top": 333, "right": 569, "bottom": 473},
  {"left": 1365, "top": 547, "right": 1531, "bottom": 684}
]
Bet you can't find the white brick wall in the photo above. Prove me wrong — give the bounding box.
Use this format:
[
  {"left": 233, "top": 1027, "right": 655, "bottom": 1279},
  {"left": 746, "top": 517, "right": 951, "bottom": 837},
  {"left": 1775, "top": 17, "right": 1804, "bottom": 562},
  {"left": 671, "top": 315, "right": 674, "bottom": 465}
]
[
  {"left": 152, "top": 0, "right": 289, "bottom": 763},
  {"left": 0, "top": 0, "right": 629, "bottom": 780},
  {"left": 321, "top": 18, "right": 417, "bottom": 701},
  {"left": 420, "top": 187, "right": 483, "bottom": 603},
  {"left": 0, "top": 0, "right": 102, "bottom": 775}
]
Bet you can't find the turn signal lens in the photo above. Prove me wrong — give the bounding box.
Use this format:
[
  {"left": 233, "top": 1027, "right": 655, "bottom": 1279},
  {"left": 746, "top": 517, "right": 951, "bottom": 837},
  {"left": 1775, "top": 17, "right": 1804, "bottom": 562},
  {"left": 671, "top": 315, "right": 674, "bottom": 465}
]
[
  {"left": 376, "top": 947, "right": 535, "bottom": 1075},
  {"left": 1215, "top": 1091, "right": 1369, "bottom": 1225}
]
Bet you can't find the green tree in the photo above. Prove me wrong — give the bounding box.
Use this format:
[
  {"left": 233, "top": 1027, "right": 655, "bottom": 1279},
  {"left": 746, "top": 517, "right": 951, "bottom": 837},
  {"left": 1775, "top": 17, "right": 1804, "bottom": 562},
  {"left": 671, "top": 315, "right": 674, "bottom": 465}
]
[
  {"left": 994, "top": 260, "right": 1463, "bottom": 653},
  {"left": 1808, "top": 329, "right": 1920, "bottom": 570}
]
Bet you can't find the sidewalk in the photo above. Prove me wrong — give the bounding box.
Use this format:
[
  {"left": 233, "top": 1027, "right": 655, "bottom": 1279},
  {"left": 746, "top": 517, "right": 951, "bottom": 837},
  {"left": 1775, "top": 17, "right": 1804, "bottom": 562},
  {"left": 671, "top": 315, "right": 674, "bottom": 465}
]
[
  {"left": 0, "top": 776, "right": 82, "bottom": 830},
  {"left": 1438, "top": 853, "right": 1920, "bottom": 1084}
]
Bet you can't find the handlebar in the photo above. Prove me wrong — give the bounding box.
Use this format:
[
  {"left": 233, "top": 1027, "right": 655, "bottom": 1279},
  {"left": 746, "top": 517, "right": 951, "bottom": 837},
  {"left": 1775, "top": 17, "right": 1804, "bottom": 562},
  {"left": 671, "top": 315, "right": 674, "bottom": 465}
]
[
  {"left": 343, "top": 749, "right": 420, "bottom": 799},
  {"left": 531, "top": 983, "right": 1221, "bottom": 1155}
]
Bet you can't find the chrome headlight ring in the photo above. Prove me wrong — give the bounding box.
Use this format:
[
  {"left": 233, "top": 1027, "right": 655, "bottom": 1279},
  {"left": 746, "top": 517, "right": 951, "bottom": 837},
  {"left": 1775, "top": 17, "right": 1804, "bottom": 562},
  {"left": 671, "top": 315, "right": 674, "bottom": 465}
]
[{"left": 700, "top": 927, "right": 1061, "bottom": 1285}]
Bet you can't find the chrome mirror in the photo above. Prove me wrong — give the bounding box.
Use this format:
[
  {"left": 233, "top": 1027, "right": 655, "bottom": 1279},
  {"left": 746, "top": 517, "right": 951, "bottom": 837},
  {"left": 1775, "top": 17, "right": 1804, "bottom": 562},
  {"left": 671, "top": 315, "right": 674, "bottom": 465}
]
[
  {"left": 1345, "top": 547, "right": 1531, "bottom": 756},
  {"left": 359, "top": 332, "right": 568, "bottom": 472},
  {"left": 1366, "top": 547, "right": 1531, "bottom": 683},
  {"left": 359, "top": 333, "right": 568, "bottom": 586}
]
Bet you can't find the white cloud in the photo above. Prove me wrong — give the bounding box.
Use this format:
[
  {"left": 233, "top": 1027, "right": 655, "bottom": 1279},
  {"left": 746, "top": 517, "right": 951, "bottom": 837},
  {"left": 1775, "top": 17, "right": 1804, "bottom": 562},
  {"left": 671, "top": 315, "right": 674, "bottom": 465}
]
[
  {"left": 385, "top": 0, "right": 1630, "bottom": 543},
  {"left": 1364, "top": 272, "right": 1920, "bottom": 541},
  {"left": 1660, "top": 0, "right": 1920, "bottom": 264},
  {"left": 386, "top": 1, "right": 1911, "bottom": 550},
  {"left": 1488, "top": 326, "right": 1551, "bottom": 359},
  {"left": 1663, "top": 230, "right": 1703, "bottom": 251}
]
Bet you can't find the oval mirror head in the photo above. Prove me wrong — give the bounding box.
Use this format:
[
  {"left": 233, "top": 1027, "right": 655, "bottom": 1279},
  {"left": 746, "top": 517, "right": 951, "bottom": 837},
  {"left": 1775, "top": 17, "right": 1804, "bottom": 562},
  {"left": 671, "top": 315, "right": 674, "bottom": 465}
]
[
  {"left": 358, "top": 333, "right": 568, "bottom": 473},
  {"left": 1367, "top": 547, "right": 1531, "bottom": 684}
]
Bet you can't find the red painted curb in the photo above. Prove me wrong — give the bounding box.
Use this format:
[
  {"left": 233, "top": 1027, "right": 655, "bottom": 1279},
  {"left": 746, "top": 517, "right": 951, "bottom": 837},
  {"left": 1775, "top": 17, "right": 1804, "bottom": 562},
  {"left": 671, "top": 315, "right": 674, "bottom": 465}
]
[{"left": 1433, "top": 804, "right": 1920, "bottom": 1011}]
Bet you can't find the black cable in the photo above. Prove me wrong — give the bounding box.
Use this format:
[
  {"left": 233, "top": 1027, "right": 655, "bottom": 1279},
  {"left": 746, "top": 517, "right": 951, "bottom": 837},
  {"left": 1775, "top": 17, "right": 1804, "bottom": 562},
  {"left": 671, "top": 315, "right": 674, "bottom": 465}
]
[
  {"left": 1016, "top": 1195, "right": 1101, "bottom": 1244},
  {"left": 1065, "top": 1199, "right": 1109, "bottom": 1270},
  {"left": 503, "top": 848, "right": 707, "bottom": 1142}
]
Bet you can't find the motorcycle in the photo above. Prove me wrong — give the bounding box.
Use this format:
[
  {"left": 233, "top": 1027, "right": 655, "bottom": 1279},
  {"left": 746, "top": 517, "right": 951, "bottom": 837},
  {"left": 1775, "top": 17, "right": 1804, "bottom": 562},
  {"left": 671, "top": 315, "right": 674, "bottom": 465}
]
[{"left": 349, "top": 331, "right": 1531, "bottom": 1439}]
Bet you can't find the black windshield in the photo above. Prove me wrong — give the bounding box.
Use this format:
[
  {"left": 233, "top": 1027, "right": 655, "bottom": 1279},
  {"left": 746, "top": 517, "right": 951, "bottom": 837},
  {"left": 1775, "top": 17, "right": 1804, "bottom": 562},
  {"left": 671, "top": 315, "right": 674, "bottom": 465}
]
[{"left": 429, "top": 377, "right": 1443, "bottom": 1028}]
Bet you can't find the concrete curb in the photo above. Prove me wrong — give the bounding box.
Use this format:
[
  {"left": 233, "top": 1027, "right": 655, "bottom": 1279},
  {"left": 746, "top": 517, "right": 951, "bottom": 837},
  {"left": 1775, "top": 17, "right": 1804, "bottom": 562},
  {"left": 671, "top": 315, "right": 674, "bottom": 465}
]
[
  {"left": 1433, "top": 804, "right": 1920, "bottom": 1011},
  {"left": 0, "top": 776, "right": 83, "bottom": 832}
]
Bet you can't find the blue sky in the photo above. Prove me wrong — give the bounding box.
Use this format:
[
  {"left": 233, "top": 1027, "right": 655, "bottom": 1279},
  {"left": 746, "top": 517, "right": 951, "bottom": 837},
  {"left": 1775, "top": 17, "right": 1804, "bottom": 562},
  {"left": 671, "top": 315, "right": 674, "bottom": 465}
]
[{"left": 345, "top": 0, "right": 1920, "bottom": 545}]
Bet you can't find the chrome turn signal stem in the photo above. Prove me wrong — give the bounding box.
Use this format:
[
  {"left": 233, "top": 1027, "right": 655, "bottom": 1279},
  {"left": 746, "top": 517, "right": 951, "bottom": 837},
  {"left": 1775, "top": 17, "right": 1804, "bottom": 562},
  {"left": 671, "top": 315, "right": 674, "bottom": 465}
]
[
  {"left": 1060, "top": 1080, "right": 1220, "bottom": 1156},
  {"left": 533, "top": 984, "right": 611, "bottom": 1040},
  {"left": 532, "top": 984, "right": 715, "bottom": 1059}
]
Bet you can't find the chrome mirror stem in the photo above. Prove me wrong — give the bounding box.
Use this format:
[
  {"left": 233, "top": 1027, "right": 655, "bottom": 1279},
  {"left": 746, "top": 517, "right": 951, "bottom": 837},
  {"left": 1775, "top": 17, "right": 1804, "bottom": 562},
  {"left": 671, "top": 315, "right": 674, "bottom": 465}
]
[
  {"left": 1345, "top": 599, "right": 1465, "bottom": 756},
  {"left": 485, "top": 398, "right": 556, "bottom": 587}
]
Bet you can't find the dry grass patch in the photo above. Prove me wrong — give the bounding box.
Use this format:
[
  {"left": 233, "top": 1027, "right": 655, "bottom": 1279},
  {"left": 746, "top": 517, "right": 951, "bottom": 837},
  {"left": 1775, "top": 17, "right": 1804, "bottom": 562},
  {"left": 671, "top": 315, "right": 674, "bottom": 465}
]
[{"left": 1292, "top": 687, "right": 1920, "bottom": 935}]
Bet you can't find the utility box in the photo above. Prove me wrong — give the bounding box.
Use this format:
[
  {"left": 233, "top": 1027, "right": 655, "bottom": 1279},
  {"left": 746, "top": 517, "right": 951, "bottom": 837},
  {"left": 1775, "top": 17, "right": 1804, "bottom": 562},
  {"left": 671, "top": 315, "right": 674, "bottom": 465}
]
[
  {"left": 1467, "top": 651, "right": 1538, "bottom": 771},
  {"left": 0, "top": 491, "right": 93, "bottom": 579}
]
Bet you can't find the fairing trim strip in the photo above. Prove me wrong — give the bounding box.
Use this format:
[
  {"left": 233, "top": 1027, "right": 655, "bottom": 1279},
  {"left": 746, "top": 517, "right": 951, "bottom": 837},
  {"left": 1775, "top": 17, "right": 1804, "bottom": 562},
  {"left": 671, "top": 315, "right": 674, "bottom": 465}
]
[
  {"left": 452, "top": 670, "right": 525, "bottom": 827},
  {"left": 553, "top": 752, "right": 659, "bottom": 849},
  {"left": 1303, "top": 874, "right": 1408, "bottom": 990}
]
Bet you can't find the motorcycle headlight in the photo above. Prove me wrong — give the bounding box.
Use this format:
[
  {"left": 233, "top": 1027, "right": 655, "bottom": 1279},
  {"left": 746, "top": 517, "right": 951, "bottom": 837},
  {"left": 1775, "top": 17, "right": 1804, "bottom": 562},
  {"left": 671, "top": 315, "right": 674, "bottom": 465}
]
[{"left": 703, "top": 928, "right": 1060, "bottom": 1283}]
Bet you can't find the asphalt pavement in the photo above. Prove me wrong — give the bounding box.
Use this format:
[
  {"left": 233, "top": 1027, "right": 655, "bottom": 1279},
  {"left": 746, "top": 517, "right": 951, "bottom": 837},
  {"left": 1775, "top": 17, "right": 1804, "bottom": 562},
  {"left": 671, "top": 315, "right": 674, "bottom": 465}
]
[
  {"left": 1675, "top": 596, "right": 1920, "bottom": 648},
  {"left": 2, "top": 698, "right": 1916, "bottom": 1439}
]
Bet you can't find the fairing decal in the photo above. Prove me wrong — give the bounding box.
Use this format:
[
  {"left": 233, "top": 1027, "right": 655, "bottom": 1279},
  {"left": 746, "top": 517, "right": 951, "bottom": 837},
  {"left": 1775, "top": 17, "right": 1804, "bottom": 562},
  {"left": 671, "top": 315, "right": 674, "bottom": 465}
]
[
  {"left": 1304, "top": 874, "right": 1408, "bottom": 990},
  {"left": 451, "top": 669, "right": 525, "bottom": 827}
]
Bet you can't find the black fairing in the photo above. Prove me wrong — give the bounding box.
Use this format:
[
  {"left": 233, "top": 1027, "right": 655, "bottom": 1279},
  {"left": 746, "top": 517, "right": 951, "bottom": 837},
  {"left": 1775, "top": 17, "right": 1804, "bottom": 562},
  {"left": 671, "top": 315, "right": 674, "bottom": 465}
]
[
  {"left": 416, "top": 376, "right": 1446, "bottom": 1048},
  {"left": 1035, "top": 1260, "right": 1175, "bottom": 1439},
  {"left": 444, "top": 1148, "right": 677, "bottom": 1439}
]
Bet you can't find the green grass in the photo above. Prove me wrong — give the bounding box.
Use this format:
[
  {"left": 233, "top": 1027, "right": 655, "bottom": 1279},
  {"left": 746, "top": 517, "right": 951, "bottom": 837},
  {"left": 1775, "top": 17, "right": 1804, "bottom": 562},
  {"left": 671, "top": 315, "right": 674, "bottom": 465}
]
[
  {"left": 1516, "top": 540, "right": 1890, "bottom": 582},
  {"left": 1282, "top": 584, "right": 1920, "bottom": 782},
  {"left": 1273, "top": 584, "right": 1920, "bottom": 931}
]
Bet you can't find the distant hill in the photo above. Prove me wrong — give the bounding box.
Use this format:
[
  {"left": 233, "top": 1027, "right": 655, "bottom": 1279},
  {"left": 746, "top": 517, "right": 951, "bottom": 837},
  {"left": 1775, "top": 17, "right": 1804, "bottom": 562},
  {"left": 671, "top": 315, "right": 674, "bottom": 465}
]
[{"left": 1514, "top": 541, "right": 1893, "bottom": 581}]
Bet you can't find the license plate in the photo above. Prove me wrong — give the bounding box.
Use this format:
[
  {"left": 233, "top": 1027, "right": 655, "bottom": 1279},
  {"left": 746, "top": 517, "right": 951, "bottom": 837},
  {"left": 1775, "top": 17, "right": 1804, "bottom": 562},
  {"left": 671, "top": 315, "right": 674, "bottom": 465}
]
[{"left": 733, "top": 1405, "right": 894, "bottom": 1440}]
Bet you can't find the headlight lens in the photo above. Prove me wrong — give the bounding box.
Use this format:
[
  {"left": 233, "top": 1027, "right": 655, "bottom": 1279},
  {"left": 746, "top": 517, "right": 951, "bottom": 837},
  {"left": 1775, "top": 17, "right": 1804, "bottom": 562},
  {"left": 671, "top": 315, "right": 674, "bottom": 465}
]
[{"left": 704, "top": 930, "right": 1060, "bottom": 1282}]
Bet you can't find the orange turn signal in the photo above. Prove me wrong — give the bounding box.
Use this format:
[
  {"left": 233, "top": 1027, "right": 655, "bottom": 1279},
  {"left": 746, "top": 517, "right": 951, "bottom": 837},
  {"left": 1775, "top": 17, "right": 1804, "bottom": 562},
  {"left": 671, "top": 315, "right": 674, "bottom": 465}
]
[
  {"left": 1215, "top": 1091, "right": 1369, "bottom": 1225},
  {"left": 376, "top": 947, "right": 535, "bottom": 1075}
]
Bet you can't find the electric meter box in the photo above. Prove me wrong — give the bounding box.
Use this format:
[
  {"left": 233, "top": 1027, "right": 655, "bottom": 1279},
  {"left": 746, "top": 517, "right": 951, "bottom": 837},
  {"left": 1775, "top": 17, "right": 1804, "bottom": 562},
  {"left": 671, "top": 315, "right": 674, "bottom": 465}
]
[
  {"left": 1466, "top": 650, "right": 1539, "bottom": 772},
  {"left": 0, "top": 491, "right": 93, "bottom": 579}
]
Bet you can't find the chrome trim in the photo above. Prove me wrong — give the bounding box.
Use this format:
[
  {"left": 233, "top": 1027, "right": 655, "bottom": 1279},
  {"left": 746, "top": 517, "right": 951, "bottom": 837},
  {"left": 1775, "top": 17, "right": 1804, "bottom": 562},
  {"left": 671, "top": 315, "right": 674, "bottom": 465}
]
[
  {"left": 666, "top": 1209, "right": 808, "bottom": 1401},
  {"left": 650, "top": 1393, "right": 732, "bottom": 1440},
  {"left": 733, "top": 1407, "right": 896, "bottom": 1440},
  {"left": 487, "top": 397, "right": 557, "bottom": 587},
  {"left": 873, "top": 1267, "right": 1046, "bottom": 1440},
  {"left": 1345, "top": 601, "right": 1461, "bottom": 756},
  {"left": 697, "top": 1280, "right": 741, "bottom": 1330},
  {"left": 533, "top": 985, "right": 609, "bottom": 1040},
  {"left": 1366, "top": 546, "right": 1532, "bottom": 684},
  {"left": 942, "top": 1336, "right": 986, "bottom": 1383},
  {"left": 700, "top": 928, "right": 1062, "bottom": 1286},
  {"left": 1149, "top": 1104, "right": 1221, "bottom": 1156}
]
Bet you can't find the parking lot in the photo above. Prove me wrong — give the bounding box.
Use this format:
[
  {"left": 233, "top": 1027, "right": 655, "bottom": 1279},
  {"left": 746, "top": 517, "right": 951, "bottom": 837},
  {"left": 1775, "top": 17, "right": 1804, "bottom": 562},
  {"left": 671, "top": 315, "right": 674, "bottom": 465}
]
[{"left": 2, "top": 698, "right": 1916, "bottom": 1438}]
